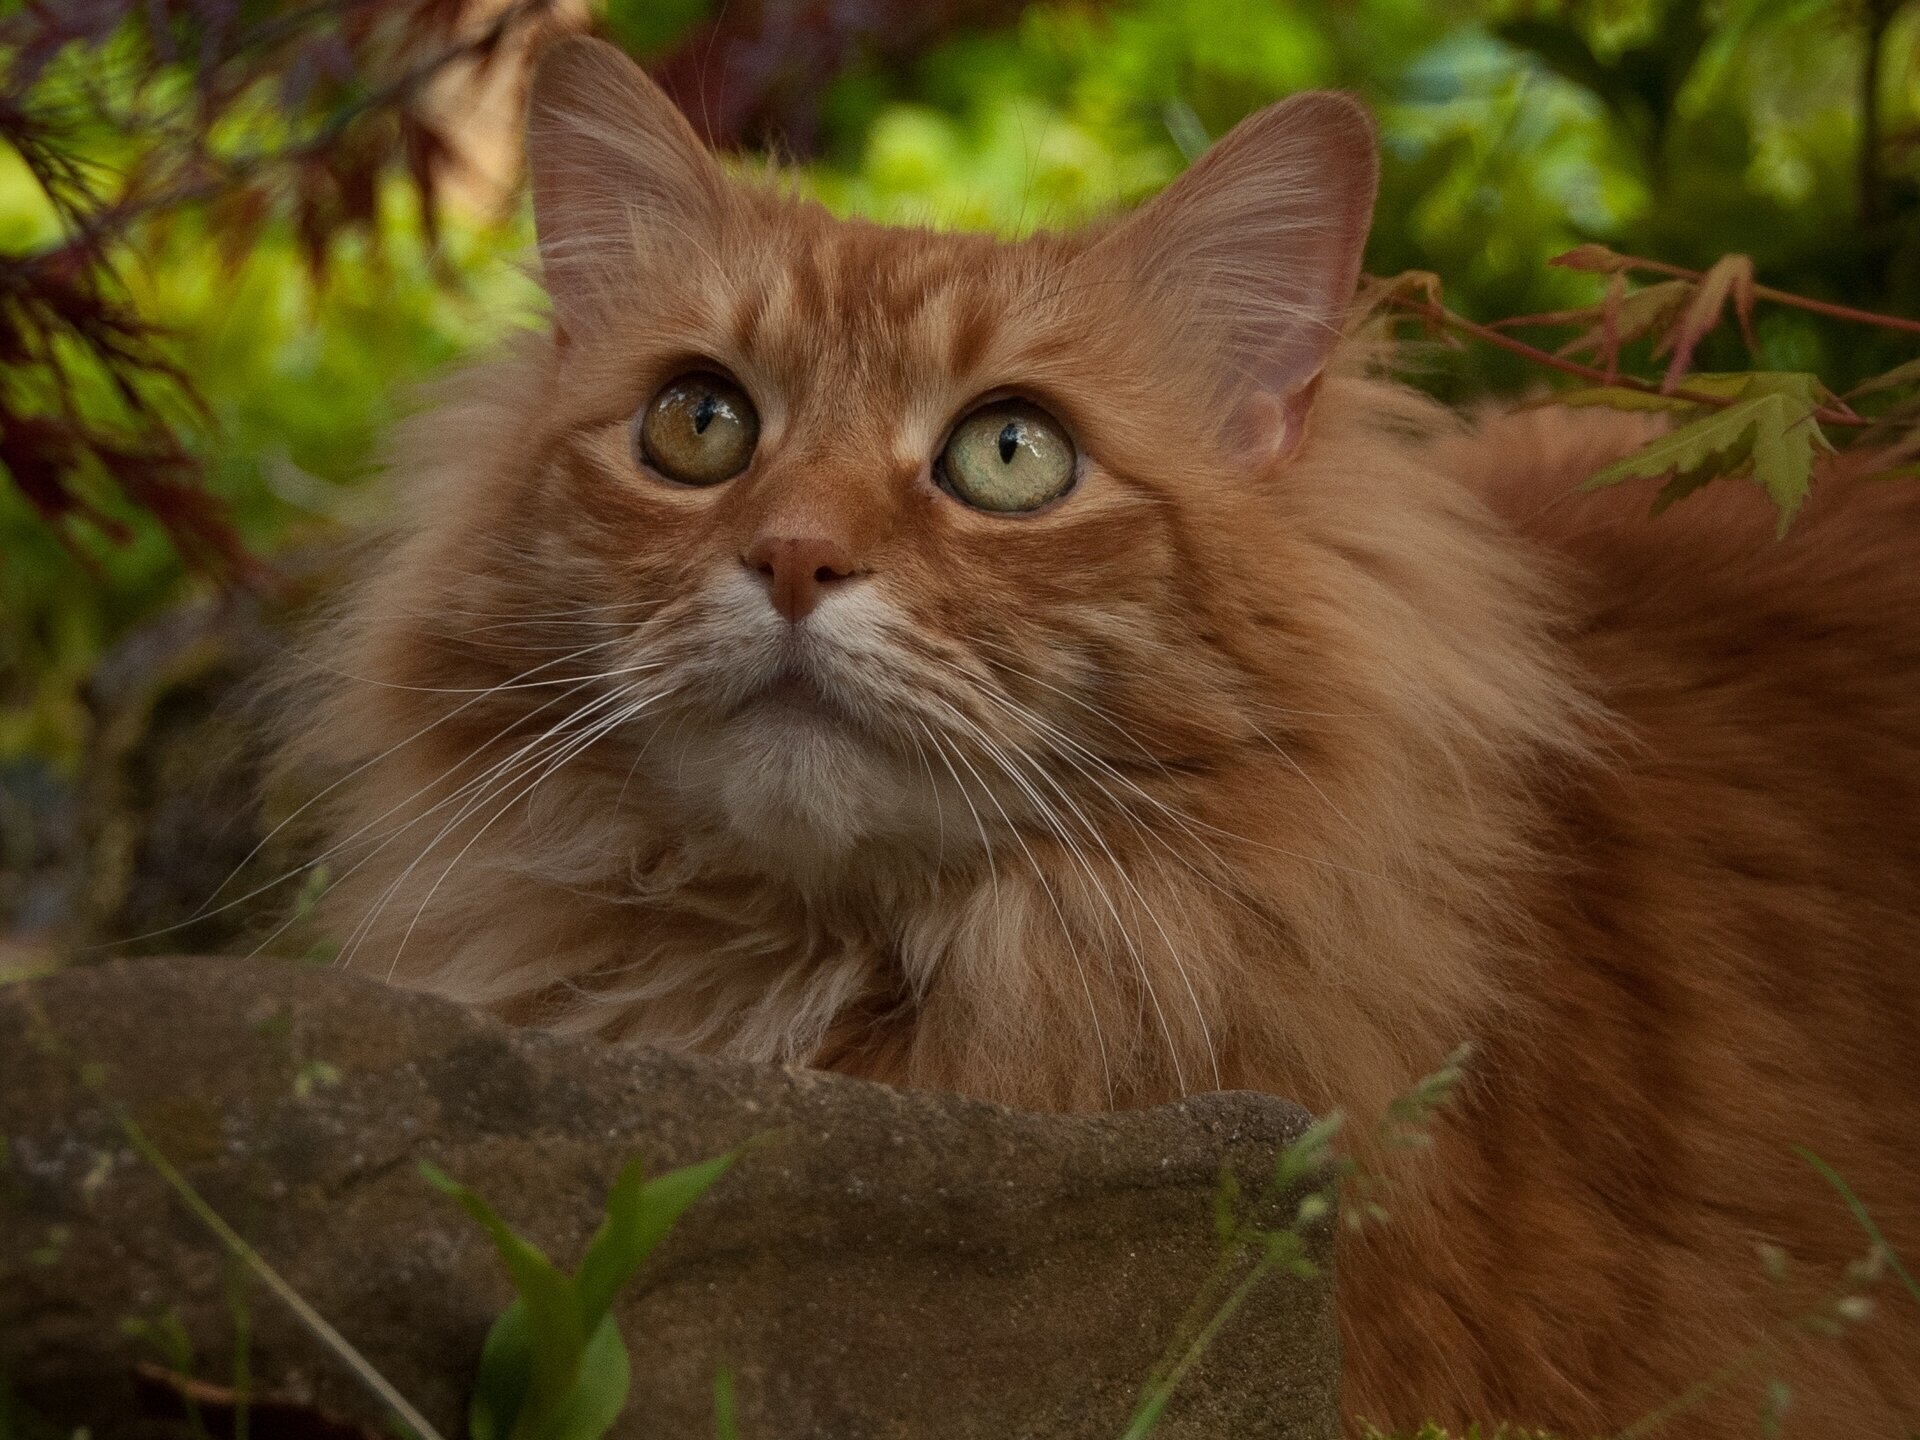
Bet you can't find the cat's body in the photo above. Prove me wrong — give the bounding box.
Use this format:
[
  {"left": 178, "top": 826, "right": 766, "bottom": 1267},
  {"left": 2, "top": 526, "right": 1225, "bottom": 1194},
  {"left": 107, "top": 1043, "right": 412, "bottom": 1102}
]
[
  {"left": 1344, "top": 419, "right": 1920, "bottom": 1433},
  {"left": 288, "top": 38, "right": 1920, "bottom": 1436}
]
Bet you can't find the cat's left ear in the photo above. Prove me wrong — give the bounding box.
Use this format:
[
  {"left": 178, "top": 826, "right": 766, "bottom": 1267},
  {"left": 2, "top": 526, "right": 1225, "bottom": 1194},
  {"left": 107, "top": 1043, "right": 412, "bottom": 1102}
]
[{"left": 1093, "top": 92, "right": 1378, "bottom": 459}]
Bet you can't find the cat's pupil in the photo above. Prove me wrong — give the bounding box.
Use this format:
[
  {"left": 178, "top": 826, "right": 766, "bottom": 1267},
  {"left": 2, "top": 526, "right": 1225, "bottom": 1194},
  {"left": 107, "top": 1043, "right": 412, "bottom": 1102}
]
[
  {"left": 998, "top": 422, "right": 1018, "bottom": 464},
  {"left": 694, "top": 393, "right": 717, "bottom": 434}
]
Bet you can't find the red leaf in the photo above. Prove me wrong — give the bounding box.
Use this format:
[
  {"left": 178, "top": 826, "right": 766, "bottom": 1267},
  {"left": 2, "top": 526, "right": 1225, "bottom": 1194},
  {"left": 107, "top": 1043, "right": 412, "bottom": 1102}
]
[{"left": 1652, "top": 254, "right": 1756, "bottom": 393}]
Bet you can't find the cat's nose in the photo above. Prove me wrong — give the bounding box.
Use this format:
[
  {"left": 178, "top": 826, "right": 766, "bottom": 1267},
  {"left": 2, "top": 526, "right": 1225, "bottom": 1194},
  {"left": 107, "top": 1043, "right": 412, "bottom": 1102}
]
[{"left": 744, "top": 533, "right": 859, "bottom": 623}]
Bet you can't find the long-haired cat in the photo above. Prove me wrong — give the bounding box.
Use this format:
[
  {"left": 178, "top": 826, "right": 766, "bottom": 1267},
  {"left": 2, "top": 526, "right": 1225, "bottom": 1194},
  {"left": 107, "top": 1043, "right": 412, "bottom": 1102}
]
[{"left": 285, "top": 36, "right": 1920, "bottom": 1436}]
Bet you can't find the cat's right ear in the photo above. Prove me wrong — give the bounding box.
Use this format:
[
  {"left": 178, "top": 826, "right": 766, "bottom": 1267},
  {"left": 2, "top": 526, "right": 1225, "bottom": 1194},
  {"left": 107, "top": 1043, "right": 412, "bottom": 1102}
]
[
  {"left": 525, "top": 36, "right": 728, "bottom": 345},
  {"left": 1088, "top": 91, "right": 1378, "bottom": 462}
]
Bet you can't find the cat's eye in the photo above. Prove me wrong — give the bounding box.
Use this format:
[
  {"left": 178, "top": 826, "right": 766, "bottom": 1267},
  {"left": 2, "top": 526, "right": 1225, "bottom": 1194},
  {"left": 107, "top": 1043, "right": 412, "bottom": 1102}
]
[
  {"left": 938, "top": 400, "right": 1077, "bottom": 514},
  {"left": 633, "top": 372, "right": 759, "bottom": 486}
]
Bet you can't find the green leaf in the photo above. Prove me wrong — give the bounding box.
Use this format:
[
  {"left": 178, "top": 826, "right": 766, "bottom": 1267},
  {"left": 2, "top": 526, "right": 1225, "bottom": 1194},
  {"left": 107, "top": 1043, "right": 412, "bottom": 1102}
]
[
  {"left": 1684, "top": 373, "right": 1813, "bottom": 401},
  {"left": 1760, "top": 1377, "right": 1792, "bottom": 1440},
  {"left": 428, "top": 1148, "right": 741, "bottom": 1440},
  {"left": 576, "top": 1153, "right": 737, "bottom": 1326},
  {"left": 1262, "top": 1230, "right": 1304, "bottom": 1267},
  {"left": 1272, "top": 1113, "right": 1343, "bottom": 1190},
  {"left": 1543, "top": 373, "right": 1781, "bottom": 414},
  {"left": 1161, "top": 101, "right": 1210, "bottom": 164},
  {"left": 468, "top": 1301, "right": 534, "bottom": 1440},
  {"left": 525, "top": 1315, "right": 630, "bottom": 1440},
  {"left": 1536, "top": 372, "right": 1789, "bottom": 416},
  {"left": 420, "top": 1163, "right": 587, "bottom": 1436},
  {"left": 1582, "top": 373, "right": 1832, "bottom": 535}
]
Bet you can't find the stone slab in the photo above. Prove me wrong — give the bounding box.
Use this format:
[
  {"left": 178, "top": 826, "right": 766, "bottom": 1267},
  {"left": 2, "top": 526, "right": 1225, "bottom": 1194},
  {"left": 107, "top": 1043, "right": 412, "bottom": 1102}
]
[{"left": 0, "top": 957, "right": 1337, "bottom": 1439}]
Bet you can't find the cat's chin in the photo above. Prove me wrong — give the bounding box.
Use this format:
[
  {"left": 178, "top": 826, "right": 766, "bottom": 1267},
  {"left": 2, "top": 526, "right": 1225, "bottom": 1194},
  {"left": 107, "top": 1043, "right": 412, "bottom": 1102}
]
[
  {"left": 726, "top": 667, "right": 853, "bottom": 728},
  {"left": 658, "top": 685, "right": 939, "bottom": 872}
]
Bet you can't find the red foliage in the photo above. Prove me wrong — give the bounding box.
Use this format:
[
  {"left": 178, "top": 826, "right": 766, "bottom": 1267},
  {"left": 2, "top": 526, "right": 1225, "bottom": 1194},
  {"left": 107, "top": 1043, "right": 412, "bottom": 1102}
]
[
  {"left": 0, "top": 0, "right": 1032, "bottom": 574},
  {"left": 0, "top": 0, "right": 568, "bottom": 577},
  {"left": 649, "top": 0, "right": 1032, "bottom": 153}
]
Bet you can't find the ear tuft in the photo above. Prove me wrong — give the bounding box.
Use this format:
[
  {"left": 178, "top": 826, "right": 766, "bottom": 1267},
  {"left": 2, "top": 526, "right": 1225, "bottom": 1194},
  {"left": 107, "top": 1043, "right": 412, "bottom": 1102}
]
[
  {"left": 1097, "top": 90, "right": 1379, "bottom": 454},
  {"left": 525, "top": 36, "right": 726, "bottom": 336}
]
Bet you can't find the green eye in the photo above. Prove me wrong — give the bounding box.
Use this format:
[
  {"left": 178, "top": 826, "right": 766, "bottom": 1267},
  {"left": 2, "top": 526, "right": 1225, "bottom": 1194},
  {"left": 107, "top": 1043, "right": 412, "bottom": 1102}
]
[
  {"left": 938, "top": 400, "right": 1077, "bottom": 514},
  {"left": 634, "top": 372, "right": 759, "bottom": 485}
]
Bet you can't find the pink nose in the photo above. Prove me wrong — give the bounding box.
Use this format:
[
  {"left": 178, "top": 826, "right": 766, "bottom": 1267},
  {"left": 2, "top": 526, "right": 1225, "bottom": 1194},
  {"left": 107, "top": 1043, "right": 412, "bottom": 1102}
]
[{"left": 744, "top": 534, "right": 858, "bottom": 623}]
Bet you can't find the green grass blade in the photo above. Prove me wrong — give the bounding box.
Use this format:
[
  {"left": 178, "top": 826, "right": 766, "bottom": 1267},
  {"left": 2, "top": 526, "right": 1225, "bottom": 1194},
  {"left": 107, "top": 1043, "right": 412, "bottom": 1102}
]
[
  {"left": 421, "top": 1163, "right": 588, "bottom": 1425},
  {"left": 1119, "top": 1391, "right": 1172, "bottom": 1440},
  {"left": 111, "top": 1097, "right": 446, "bottom": 1440}
]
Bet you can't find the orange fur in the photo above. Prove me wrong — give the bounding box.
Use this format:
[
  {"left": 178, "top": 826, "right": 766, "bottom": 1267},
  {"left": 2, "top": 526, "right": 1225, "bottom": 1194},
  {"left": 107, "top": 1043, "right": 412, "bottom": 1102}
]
[{"left": 283, "top": 39, "right": 1920, "bottom": 1436}]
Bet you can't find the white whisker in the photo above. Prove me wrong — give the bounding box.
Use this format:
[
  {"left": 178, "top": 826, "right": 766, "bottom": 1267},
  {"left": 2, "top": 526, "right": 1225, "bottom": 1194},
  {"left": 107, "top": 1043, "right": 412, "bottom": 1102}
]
[
  {"left": 925, "top": 694, "right": 1195, "bottom": 1095},
  {"left": 337, "top": 682, "right": 648, "bottom": 973},
  {"left": 102, "top": 639, "right": 650, "bottom": 953},
  {"left": 915, "top": 719, "right": 1000, "bottom": 914},
  {"left": 389, "top": 688, "right": 677, "bottom": 972},
  {"left": 917, "top": 720, "right": 1114, "bottom": 1104}
]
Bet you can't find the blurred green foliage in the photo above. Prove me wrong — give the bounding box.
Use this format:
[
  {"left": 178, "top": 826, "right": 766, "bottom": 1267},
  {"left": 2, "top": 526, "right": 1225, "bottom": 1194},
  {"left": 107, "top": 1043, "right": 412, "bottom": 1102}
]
[
  {"left": 2, "top": 0, "right": 1915, "bottom": 768},
  {"left": 0, "top": 150, "right": 540, "bottom": 762},
  {"left": 814, "top": 0, "right": 1916, "bottom": 383}
]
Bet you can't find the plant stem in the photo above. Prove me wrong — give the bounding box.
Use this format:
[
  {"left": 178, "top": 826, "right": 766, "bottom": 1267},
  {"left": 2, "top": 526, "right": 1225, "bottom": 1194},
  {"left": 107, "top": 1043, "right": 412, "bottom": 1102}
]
[
  {"left": 1571, "top": 253, "right": 1920, "bottom": 338},
  {"left": 1380, "top": 293, "right": 1872, "bottom": 427},
  {"left": 16, "top": 998, "right": 450, "bottom": 1440},
  {"left": 107, "top": 1102, "right": 448, "bottom": 1440},
  {"left": 1610, "top": 1334, "right": 1781, "bottom": 1440},
  {"left": 1796, "top": 1146, "right": 1920, "bottom": 1312},
  {"left": 1122, "top": 1255, "right": 1281, "bottom": 1440},
  {"left": 1137, "top": 1246, "right": 1243, "bottom": 1393}
]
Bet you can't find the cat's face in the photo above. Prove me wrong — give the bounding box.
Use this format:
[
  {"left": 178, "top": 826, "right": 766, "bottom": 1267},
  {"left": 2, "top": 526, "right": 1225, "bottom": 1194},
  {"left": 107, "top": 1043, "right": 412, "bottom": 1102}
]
[{"left": 423, "top": 39, "right": 1375, "bottom": 874}]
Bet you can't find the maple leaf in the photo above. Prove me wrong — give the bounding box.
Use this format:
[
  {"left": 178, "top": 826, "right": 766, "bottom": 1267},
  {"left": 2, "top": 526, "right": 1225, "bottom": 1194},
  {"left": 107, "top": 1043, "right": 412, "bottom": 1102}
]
[
  {"left": 1362, "top": 270, "right": 1458, "bottom": 346},
  {"left": 1846, "top": 356, "right": 1920, "bottom": 399},
  {"left": 1557, "top": 279, "right": 1693, "bottom": 375},
  {"left": 1652, "top": 253, "right": 1756, "bottom": 392},
  {"left": 1383, "top": 270, "right": 1445, "bottom": 308},
  {"left": 1581, "top": 372, "right": 1833, "bottom": 536}
]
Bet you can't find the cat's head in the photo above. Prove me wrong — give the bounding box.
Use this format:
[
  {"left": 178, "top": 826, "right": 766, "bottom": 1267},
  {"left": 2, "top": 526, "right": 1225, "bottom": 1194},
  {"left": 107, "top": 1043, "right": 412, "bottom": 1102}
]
[{"left": 388, "top": 37, "right": 1376, "bottom": 877}]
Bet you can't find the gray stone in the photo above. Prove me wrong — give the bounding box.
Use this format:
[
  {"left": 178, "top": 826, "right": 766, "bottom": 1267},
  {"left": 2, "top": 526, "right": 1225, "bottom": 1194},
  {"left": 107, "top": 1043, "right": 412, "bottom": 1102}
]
[{"left": 0, "top": 957, "right": 1337, "bottom": 1439}]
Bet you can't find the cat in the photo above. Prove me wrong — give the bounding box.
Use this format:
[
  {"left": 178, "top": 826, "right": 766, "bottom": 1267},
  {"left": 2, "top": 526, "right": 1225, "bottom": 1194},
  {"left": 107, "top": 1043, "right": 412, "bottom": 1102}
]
[{"left": 284, "top": 35, "right": 1920, "bottom": 1437}]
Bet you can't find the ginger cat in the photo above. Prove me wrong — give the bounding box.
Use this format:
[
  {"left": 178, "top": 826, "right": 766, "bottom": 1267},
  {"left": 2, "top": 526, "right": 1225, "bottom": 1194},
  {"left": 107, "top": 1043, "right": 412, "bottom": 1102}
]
[{"left": 287, "top": 36, "right": 1920, "bottom": 1436}]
